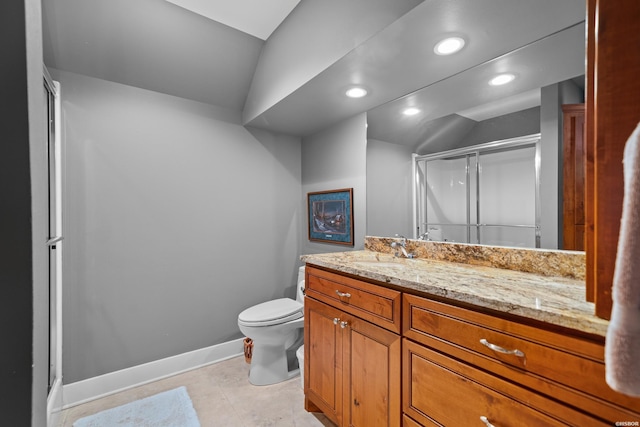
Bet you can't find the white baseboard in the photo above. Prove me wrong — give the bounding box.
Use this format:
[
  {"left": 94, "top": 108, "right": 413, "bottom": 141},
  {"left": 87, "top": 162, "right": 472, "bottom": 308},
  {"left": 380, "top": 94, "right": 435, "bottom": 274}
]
[
  {"left": 62, "top": 338, "right": 244, "bottom": 409},
  {"left": 47, "top": 377, "right": 64, "bottom": 427}
]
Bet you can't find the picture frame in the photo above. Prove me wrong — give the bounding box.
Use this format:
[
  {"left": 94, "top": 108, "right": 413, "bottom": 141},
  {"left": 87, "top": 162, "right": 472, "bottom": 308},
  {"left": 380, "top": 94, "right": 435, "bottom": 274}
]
[{"left": 307, "top": 188, "right": 354, "bottom": 246}]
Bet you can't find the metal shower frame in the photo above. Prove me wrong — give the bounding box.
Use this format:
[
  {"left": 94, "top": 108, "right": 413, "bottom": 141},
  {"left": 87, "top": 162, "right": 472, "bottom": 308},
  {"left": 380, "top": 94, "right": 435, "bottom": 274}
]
[{"left": 412, "top": 133, "right": 541, "bottom": 248}]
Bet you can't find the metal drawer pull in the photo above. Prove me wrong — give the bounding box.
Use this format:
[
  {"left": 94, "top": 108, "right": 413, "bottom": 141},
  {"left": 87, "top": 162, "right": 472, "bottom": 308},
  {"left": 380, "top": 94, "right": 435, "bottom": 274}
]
[
  {"left": 480, "top": 416, "right": 495, "bottom": 427},
  {"left": 340, "top": 321, "right": 348, "bottom": 329},
  {"left": 480, "top": 338, "right": 525, "bottom": 358},
  {"left": 335, "top": 290, "right": 351, "bottom": 298},
  {"left": 333, "top": 318, "right": 340, "bottom": 325}
]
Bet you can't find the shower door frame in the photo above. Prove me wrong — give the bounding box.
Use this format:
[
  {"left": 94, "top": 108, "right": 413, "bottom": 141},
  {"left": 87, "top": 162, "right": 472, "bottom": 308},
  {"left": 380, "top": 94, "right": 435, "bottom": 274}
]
[
  {"left": 413, "top": 134, "right": 541, "bottom": 248},
  {"left": 44, "top": 66, "right": 64, "bottom": 425}
]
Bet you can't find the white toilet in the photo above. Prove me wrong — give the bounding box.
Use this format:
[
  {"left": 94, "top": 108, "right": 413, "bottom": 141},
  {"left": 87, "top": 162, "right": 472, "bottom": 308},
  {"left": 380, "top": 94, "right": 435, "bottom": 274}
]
[{"left": 238, "top": 266, "right": 305, "bottom": 385}]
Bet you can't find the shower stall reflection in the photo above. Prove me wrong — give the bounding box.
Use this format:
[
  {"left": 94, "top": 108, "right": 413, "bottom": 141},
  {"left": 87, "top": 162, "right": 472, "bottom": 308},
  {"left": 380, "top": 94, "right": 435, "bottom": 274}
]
[{"left": 415, "top": 134, "right": 540, "bottom": 248}]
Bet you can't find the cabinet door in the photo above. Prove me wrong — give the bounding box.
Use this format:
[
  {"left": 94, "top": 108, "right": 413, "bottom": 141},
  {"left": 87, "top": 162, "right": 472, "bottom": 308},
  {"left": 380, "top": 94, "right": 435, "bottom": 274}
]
[
  {"left": 345, "top": 314, "right": 401, "bottom": 427},
  {"left": 305, "top": 298, "right": 344, "bottom": 426}
]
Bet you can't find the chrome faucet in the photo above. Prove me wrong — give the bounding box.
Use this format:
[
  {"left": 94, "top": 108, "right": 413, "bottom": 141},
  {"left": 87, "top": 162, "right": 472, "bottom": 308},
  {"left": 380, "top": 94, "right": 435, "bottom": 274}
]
[
  {"left": 390, "top": 234, "right": 414, "bottom": 258},
  {"left": 418, "top": 226, "right": 440, "bottom": 241}
]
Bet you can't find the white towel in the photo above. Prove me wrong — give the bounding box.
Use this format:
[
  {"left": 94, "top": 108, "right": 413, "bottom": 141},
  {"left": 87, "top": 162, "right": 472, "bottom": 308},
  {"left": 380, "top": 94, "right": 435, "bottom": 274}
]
[{"left": 606, "top": 121, "right": 640, "bottom": 396}]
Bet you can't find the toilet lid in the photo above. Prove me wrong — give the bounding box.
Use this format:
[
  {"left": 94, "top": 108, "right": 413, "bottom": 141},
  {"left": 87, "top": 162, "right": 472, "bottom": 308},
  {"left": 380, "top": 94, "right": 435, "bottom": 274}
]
[{"left": 238, "top": 298, "right": 303, "bottom": 327}]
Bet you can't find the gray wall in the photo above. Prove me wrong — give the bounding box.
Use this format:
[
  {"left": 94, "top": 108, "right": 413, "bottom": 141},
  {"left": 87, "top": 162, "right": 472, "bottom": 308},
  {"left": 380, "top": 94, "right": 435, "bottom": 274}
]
[
  {"left": 2, "top": 0, "right": 48, "bottom": 425},
  {"left": 302, "top": 113, "right": 368, "bottom": 254},
  {"left": 54, "top": 69, "right": 302, "bottom": 383},
  {"left": 456, "top": 107, "right": 541, "bottom": 148},
  {"left": 367, "top": 139, "right": 414, "bottom": 238}
]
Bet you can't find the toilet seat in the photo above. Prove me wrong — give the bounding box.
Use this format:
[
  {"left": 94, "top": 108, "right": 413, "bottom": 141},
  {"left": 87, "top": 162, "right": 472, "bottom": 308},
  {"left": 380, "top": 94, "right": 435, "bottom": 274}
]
[{"left": 238, "top": 298, "right": 303, "bottom": 327}]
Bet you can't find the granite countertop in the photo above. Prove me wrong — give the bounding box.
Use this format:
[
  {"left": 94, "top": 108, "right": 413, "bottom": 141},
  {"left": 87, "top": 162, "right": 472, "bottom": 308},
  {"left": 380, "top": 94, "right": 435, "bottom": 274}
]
[{"left": 300, "top": 249, "right": 609, "bottom": 338}]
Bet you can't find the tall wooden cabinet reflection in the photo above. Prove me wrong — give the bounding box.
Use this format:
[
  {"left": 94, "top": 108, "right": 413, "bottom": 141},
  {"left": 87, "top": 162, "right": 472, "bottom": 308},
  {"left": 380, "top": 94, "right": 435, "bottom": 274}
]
[
  {"left": 586, "top": 0, "right": 640, "bottom": 319},
  {"left": 303, "top": 266, "right": 401, "bottom": 427},
  {"left": 562, "top": 103, "right": 586, "bottom": 251}
]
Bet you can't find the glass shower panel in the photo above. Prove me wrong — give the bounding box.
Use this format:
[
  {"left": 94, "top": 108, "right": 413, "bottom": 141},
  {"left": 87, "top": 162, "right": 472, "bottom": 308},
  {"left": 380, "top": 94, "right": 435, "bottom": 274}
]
[
  {"left": 415, "top": 159, "right": 427, "bottom": 239},
  {"left": 468, "top": 154, "right": 478, "bottom": 244},
  {"left": 480, "top": 226, "right": 536, "bottom": 247},
  {"left": 478, "top": 146, "right": 537, "bottom": 247},
  {"left": 425, "top": 156, "right": 469, "bottom": 243}
]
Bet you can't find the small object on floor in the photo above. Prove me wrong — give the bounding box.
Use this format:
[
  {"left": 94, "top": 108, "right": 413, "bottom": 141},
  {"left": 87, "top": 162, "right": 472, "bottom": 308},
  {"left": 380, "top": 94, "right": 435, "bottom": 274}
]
[
  {"left": 244, "top": 337, "right": 253, "bottom": 364},
  {"left": 72, "top": 386, "right": 200, "bottom": 427}
]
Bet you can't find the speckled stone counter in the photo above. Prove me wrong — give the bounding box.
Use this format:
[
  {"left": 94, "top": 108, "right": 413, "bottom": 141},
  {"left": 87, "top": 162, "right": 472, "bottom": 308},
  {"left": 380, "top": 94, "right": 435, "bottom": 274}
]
[
  {"left": 365, "top": 236, "right": 586, "bottom": 280},
  {"left": 301, "top": 241, "right": 608, "bottom": 337}
]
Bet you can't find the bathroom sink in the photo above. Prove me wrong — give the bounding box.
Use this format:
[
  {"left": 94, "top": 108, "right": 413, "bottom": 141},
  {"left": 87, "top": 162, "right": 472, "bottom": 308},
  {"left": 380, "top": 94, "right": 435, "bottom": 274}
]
[{"left": 352, "top": 261, "right": 407, "bottom": 270}]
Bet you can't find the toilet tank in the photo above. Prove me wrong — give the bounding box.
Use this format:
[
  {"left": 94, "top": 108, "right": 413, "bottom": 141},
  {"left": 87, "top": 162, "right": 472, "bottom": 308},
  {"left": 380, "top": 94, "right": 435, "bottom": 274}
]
[{"left": 296, "top": 266, "right": 305, "bottom": 303}]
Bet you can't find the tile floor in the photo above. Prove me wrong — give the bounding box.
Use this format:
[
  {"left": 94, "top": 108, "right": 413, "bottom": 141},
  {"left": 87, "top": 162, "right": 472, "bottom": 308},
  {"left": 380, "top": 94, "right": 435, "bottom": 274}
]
[{"left": 56, "top": 356, "right": 335, "bottom": 427}]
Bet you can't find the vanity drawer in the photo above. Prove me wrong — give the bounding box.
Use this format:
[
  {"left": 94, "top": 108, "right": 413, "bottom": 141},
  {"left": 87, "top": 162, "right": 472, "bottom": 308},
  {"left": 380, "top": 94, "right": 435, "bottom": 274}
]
[
  {"left": 403, "top": 414, "right": 436, "bottom": 427},
  {"left": 403, "top": 339, "right": 606, "bottom": 427},
  {"left": 305, "top": 265, "right": 401, "bottom": 333},
  {"left": 403, "top": 294, "right": 640, "bottom": 420}
]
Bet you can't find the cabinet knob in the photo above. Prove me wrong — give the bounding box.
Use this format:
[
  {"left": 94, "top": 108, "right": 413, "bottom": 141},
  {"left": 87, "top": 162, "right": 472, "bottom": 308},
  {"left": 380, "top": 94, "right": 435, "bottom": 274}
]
[
  {"left": 333, "top": 317, "right": 340, "bottom": 325},
  {"left": 335, "top": 290, "right": 351, "bottom": 298},
  {"left": 340, "top": 321, "right": 348, "bottom": 329},
  {"left": 479, "top": 338, "right": 525, "bottom": 358},
  {"left": 479, "top": 416, "right": 495, "bottom": 427}
]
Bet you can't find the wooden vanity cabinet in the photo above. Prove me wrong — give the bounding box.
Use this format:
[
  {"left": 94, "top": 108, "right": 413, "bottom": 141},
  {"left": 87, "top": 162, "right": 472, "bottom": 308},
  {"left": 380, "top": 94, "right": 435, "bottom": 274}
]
[
  {"left": 303, "top": 266, "right": 640, "bottom": 426},
  {"left": 403, "top": 293, "right": 640, "bottom": 425},
  {"left": 304, "top": 266, "right": 401, "bottom": 427}
]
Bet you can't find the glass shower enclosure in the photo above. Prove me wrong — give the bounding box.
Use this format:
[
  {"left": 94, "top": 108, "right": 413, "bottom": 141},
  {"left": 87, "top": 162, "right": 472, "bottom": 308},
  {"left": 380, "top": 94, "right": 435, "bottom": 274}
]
[{"left": 414, "top": 134, "right": 541, "bottom": 248}]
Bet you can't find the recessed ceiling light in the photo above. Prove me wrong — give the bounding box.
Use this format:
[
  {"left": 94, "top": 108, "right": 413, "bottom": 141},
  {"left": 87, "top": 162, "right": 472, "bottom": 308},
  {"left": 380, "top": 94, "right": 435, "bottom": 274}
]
[
  {"left": 403, "top": 107, "right": 421, "bottom": 116},
  {"left": 489, "top": 73, "right": 516, "bottom": 86},
  {"left": 345, "top": 87, "right": 368, "bottom": 98},
  {"left": 434, "top": 37, "right": 465, "bottom": 55}
]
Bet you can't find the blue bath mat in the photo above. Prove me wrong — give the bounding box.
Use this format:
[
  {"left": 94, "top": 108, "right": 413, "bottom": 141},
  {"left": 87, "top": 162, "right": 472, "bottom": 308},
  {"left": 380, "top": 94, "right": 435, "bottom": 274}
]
[{"left": 73, "top": 386, "right": 200, "bottom": 427}]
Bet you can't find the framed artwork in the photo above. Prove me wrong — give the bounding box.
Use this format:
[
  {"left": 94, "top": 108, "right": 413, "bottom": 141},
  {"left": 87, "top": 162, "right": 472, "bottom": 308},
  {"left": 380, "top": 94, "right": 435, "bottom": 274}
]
[{"left": 307, "top": 188, "right": 354, "bottom": 246}]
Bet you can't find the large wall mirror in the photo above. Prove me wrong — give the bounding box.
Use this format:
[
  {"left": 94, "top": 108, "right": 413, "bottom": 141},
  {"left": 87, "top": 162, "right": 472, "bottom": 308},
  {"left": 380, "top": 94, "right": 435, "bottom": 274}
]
[{"left": 365, "top": 0, "right": 586, "bottom": 251}]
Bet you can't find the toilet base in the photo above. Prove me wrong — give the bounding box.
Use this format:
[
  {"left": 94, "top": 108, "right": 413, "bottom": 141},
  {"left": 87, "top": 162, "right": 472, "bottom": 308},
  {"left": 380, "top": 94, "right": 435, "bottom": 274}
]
[{"left": 248, "top": 340, "right": 302, "bottom": 386}]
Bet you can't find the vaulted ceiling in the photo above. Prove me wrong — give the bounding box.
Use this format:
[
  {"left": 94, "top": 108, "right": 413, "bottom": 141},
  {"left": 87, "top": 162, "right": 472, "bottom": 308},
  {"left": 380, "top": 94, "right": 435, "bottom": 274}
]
[
  {"left": 42, "top": 0, "right": 266, "bottom": 111},
  {"left": 42, "top": 0, "right": 586, "bottom": 140},
  {"left": 163, "top": 0, "right": 301, "bottom": 40}
]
